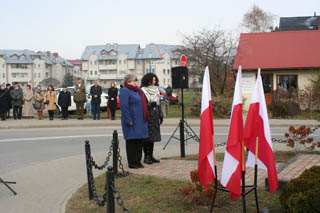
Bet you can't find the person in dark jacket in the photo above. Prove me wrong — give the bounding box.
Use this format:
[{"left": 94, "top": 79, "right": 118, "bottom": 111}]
[
  {"left": 0, "top": 84, "right": 10, "bottom": 121},
  {"left": 141, "top": 73, "right": 163, "bottom": 164},
  {"left": 10, "top": 82, "right": 23, "bottom": 120},
  {"left": 166, "top": 84, "right": 173, "bottom": 103},
  {"left": 119, "top": 74, "right": 149, "bottom": 169},
  {"left": 74, "top": 78, "right": 86, "bottom": 120},
  {"left": 58, "top": 86, "right": 71, "bottom": 120},
  {"left": 90, "top": 80, "right": 102, "bottom": 120},
  {"left": 6, "top": 83, "right": 12, "bottom": 118},
  {"left": 108, "top": 81, "right": 118, "bottom": 120}
]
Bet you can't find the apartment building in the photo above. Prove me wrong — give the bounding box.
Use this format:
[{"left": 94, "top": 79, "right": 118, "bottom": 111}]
[
  {"left": 0, "top": 50, "right": 73, "bottom": 89},
  {"left": 80, "top": 43, "right": 183, "bottom": 88},
  {"left": 68, "top": 60, "right": 82, "bottom": 79}
]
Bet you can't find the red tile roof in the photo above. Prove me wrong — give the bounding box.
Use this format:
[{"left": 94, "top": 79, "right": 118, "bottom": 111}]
[
  {"left": 68, "top": 59, "right": 81, "bottom": 65},
  {"left": 233, "top": 30, "right": 320, "bottom": 70}
]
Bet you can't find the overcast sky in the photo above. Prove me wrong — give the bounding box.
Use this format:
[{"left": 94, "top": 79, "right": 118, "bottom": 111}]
[{"left": 1, "top": 0, "right": 318, "bottom": 59}]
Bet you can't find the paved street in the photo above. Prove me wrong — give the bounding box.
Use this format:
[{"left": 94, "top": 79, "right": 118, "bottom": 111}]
[{"left": 0, "top": 119, "right": 319, "bottom": 213}]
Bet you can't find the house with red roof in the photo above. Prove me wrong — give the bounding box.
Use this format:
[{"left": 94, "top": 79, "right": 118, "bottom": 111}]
[{"left": 233, "top": 30, "right": 320, "bottom": 110}]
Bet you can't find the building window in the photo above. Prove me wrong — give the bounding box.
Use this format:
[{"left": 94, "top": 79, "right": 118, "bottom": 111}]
[
  {"left": 119, "top": 60, "right": 121, "bottom": 65},
  {"left": 277, "top": 75, "right": 298, "bottom": 92},
  {"left": 90, "top": 61, "right": 92, "bottom": 65},
  {"left": 38, "top": 73, "right": 41, "bottom": 78},
  {"left": 38, "top": 64, "right": 40, "bottom": 68},
  {"left": 163, "top": 69, "right": 165, "bottom": 74},
  {"left": 46, "top": 72, "right": 48, "bottom": 77},
  {"left": 90, "top": 71, "right": 93, "bottom": 75},
  {"left": 2, "top": 64, "right": 4, "bottom": 68},
  {"left": 137, "top": 60, "right": 140, "bottom": 65},
  {"left": 12, "top": 73, "right": 16, "bottom": 78},
  {"left": 168, "top": 79, "right": 170, "bottom": 84},
  {"left": 94, "top": 61, "right": 97, "bottom": 65},
  {"left": 167, "top": 69, "right": 170, "bottom": 74},
  {"left": 124, "top": 60, "right": 126, "bottom": 64},
  {"left": 2, "top": 73, "right": 5, "bottom": 78},
  {"left": 95, "top": 71, "right": 97, "bottom": 75},
  {"left": 163, "top": 79, "right": 166, "bottom": 84}
]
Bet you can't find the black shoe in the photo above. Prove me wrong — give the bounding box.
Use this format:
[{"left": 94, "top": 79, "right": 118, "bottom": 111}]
[
  {"left": 144, "top": 156, "right": 153, "bottom": 164},
  {"left": 111, "top": 117, "right": 115, "bottom": 120},
  {"left": 128, "top": 165, "right": 138, "bottom": 169},
  {"left": 137, "top": 163, "right": 144, "bottom": 168},
  {"left": 151, "top": 156, "right": 160, "bottom": 163}
]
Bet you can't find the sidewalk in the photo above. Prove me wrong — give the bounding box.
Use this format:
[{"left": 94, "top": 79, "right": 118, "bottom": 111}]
[{"left": 0, "top": 117, "right": 319, "bottom": 129}]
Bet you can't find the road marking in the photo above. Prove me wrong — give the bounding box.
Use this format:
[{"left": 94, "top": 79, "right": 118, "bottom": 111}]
[{"left": 0, "top": 132, "right": 314, "bottom": 143}]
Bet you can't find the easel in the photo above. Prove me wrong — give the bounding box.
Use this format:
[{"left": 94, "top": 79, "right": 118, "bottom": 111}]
[
  {"left": 0, "top": 177, "right": 17, "bottom": 195},
  {"left": 210, "top": 137, "right": 259, "bottom": 213}
]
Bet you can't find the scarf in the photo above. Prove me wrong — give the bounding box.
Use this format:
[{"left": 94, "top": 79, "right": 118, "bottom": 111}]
[
  {"left": 141, "top": 86, "right": 160, "bottom": 105},
  {"left": 125, "top": 83, "right": 148, "bottom": 122}
]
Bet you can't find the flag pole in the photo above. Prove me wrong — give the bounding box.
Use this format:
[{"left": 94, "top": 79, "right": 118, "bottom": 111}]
[
  {"left": 241, "top": 141, "right": 246, "bottom": 213},
  {"left": 254, "top": 137, "right": 260, "bottom": 212},
  {"left": 212, "top": 135, "right": 218, "bottom": 186}
]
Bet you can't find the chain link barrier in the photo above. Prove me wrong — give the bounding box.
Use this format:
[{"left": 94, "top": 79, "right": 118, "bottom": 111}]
[
  {"left": 110, "top": 180, "right": 130, "bottom": 213},
  {"left": 84, "top": 130, "right": 131, "bottom": 211},
  {"left": 272, "top": 125, "right": 320, "bottom": 144}
]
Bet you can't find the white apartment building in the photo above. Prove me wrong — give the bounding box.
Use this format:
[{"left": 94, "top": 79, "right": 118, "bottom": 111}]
[
  {"left": 0, "top": 50, "right": 73, "bottom": 89},
  {"left": 80, "top": 43, "right": 183, "bottom": 88}
]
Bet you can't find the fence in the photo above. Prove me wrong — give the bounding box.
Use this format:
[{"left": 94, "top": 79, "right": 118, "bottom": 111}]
[{"left": 84, "top": 130, "right": 130, "bottom": 213}]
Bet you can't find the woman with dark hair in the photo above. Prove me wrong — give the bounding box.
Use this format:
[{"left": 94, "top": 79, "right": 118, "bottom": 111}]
[
  {"left": 23, "top": 85, "right": 34, "bottom": 118},
  {"left": 44, "top": 85, "right": 57, "bottom": 120},
  {"left": 141, "top": 73, "right": 163, "bottom": 164},
  {"left": 119, "top": 74, "right": 149, "bottom": 169},
  {"left": 108, "top": 81, "right": 118, "bottom": 120},
  {"left": 0, "top": 84, "right": 10, "bottom": 121}
]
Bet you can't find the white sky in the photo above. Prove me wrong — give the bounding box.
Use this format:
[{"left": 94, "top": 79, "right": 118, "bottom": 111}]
[{"left": 1, "top": 0, "right": 319, "bottom": 59}]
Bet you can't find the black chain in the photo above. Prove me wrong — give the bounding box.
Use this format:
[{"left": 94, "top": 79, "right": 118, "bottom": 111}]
[
  {"left": 91, "top": 141, "right": 113, "bottom": 170},
  {"left": 184, "top": 127, "right": 200, "bottom": 142},
  {"left": 87, "top": 157, "right": 107, "bottom": 206},
  {"left": 272, "top": 125, "right": 320, "bottom": 144},
  {"left": 215, "top": 142, "right": 227, "bottom": 147},
  {"left": 110, "top": 181, "right": 130, "bottom": 213}
]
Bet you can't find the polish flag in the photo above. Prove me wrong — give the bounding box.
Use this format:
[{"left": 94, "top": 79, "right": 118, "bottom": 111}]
[
  {"left": 221, "top": 66, "right": 244, "bottom": 200},
  {"left": 198, "top": 66, "right": 215, "bottom": 190},
  {"left": 244, "top": 69, "right": 278, "bottom": 193}
]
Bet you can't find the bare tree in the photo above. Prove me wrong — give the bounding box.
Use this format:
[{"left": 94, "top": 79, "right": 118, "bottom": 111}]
[
  {"left": 181, "top": 28, "right": 237, "bottom": 95},
  {"left": 242, "top": 5, "right": 276, "bottom": 32}
]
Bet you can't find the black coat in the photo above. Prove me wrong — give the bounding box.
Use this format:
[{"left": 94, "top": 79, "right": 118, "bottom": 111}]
[
  {"left": 0, "top": 89, "right": 10, "bottom": 113},
  {"left": 90, "top": 85, "right": 102, "bottom": 104},
  {"left": 147, "top": 103, "right": 163, "bottom": 142},
  {"left": 58, "top": 91, "right": 71, "bottom": 108},
  {"left": 108, "top": 88, "right": 118, "bottom": 109}
]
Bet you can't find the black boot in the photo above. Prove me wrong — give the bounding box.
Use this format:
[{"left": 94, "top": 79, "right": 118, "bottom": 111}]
[
  {"left": 150, "top": 142, "right": 160, "bottom": 163},
  {"left": 143, "top": 143, "right": 153, "bottom": 164}
]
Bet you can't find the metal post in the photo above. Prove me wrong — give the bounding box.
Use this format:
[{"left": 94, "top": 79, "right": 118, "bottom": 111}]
[
  {"left": 180, "top": 88, "right": 185, "bottom": 158},
  {"left": 254, "top": 164, "right": 260, "bottom": 212},
  {"left": 241, "top": 171, "right": 247, "bottom": 213},
  {"left": 107, "top": 166, "right": 115, "bottom": 213},
  {"left": 113, "top": 130, "right": 118, "bottom": 176},
  {"left": 85, "top": 140, "right": 94, "bottom": 200}
]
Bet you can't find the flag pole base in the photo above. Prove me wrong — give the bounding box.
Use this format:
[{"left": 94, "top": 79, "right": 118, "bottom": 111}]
[{"left": 209, "top": 166, "right": 260, "bottom": 213}]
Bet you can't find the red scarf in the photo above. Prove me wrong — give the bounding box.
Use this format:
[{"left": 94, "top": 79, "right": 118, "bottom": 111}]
[{"left": 124, "top": 83, "right": 148, "bottom": 122}]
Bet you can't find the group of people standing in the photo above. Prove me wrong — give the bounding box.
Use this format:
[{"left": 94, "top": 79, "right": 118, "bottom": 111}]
[
  {"left": 0, "top": 78, "right": 119, "bottom": 121},
  {"left": 119, "top": 73, "right": 163, "bottom": 169}
]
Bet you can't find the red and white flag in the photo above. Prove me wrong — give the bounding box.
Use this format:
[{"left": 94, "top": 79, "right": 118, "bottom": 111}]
[
  {"left": 244, "top": 69, "right": 278, "bottom": 193},
  {"left": 198, "top": 66, "right": 215, "bottom": 190},
  {"left": 221, "top": 66, "right": 244, "bottom": 200}
]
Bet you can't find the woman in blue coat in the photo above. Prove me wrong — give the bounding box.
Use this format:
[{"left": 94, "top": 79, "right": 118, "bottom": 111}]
[{"left": 119, "top": 74, "right": 149, "bottom": 169}]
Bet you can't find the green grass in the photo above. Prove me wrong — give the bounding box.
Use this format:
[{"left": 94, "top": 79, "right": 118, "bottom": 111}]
[
  {"left": 66, "top": 174, "right": 283, "bottom": 213},
  {"left": 167, "top": 91, "right": 198, "bottom": 118},
  {"left": 162, "top": 151, "right": 297, "bottom": 163}
]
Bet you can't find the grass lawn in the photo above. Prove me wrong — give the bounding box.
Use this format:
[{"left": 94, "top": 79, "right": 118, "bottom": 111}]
[
  {"left": 66, "top": 174, "right": 282, "bottom": 213},
  {"left": 166, "top": 91, "right": 197, "bottom": 118},
  {"left": 162, "top": 151, "right": 297, "bottom": 163}
]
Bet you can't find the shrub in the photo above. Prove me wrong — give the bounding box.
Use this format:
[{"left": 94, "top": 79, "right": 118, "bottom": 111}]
[
  {"left": 280, "top": 166, "right": 320, "bottom": 212},
  {"left": 180, "top": 170, "right": 218, "bottom": 205},
  {"left": 268, "top": 100, "right": 301, "bottom": 118}
]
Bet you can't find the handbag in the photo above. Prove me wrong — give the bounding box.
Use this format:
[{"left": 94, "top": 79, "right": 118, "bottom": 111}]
[
  {"left": 33, "top": 102, "right": 41, "bottom": 110},
  {"left": 44, "top": 100, "right": 49, "bottom": 105}
]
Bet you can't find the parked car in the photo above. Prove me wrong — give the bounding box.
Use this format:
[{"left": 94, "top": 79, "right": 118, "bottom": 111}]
[{"left": 158, "top": 87, "right": 179, "bottom": 104}]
